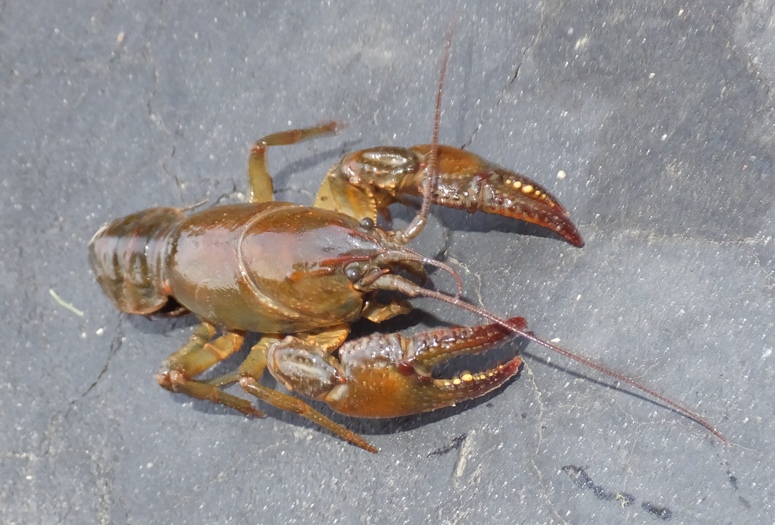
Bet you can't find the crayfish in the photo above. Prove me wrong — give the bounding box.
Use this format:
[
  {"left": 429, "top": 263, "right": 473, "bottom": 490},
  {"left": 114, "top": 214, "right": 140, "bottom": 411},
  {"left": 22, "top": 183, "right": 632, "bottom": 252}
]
[{"left": 88, "top": 32, "right": 723, "bottom": 453}]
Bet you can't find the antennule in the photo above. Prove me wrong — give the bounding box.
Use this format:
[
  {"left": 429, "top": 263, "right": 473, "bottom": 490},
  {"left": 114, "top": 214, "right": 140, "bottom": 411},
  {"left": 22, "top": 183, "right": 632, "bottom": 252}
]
[{"left": 373, "top": 249, "right": 464, "bottom": 299}]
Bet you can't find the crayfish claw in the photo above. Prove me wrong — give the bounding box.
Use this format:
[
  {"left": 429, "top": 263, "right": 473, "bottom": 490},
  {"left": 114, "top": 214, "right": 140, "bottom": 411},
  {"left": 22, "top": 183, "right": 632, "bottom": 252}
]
[
  {"left": 313, "top": 318, "right": 525, "bottom": 419},
  {"left": 431, "top": 357, "right": 523, "bottom": 402},
  {"left": 410, "top": 145, "right": 584, "bottom": 247},
  {"left": 316, "top": 142, "right": 584, "bottom": 247}
]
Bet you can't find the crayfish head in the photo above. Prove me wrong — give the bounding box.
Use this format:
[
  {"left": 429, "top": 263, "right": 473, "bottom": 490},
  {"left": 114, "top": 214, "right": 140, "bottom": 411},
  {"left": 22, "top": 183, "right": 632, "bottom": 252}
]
[{"left": 335, "top": 217, "right": 427, "bottom": 292}]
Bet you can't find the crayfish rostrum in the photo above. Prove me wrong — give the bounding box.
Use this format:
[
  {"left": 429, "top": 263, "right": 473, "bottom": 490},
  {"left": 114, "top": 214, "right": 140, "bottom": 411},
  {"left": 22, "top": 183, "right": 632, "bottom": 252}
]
[{"left": 88, "top": 37, "right": 723, "bottom": 452}]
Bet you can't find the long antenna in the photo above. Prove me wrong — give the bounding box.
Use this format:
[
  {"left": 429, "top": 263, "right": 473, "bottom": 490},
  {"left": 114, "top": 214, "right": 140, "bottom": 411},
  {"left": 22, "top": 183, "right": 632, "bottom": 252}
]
[
  {"left": 395, "top": 18, "right": 456, "bottom": 244},
  {"left": 421, "top": 19, "right": 455, "bottom": 226},
  {"left": 412, "top": 284, "right": 727, "bottom": 443}
]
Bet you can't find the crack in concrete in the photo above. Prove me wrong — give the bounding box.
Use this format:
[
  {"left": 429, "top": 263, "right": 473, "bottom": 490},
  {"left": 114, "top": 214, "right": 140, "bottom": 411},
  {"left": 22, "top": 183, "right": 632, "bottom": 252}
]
[
  {"left": 17, "top": 316, "right": 127, "bottom": 525},
  {"left": 144, "top": 46, "right": 162, "bottom": 130},
  {"left": 80, "top": 316, "right": 125, "bottom": 400},
  {"left": 461, "top": 3, "right": 547, "bottom": 151},
  {"left": 142, "top": 42, "right": 186, "bottom": 204},
  {"left": 446, "top": 256, "right": 484, "bottom": 307},
  {"left": 38, "top": 316, "right": 125, "bottom": 460},
  {"left": 741, "top": 233, "right": 775, "bottom": 293},
  {"left": 613, "top": 227, "right": 773, "bottom": 248},
  {"left": 524, "top": 360, "right": 570, "bottom": 525}
]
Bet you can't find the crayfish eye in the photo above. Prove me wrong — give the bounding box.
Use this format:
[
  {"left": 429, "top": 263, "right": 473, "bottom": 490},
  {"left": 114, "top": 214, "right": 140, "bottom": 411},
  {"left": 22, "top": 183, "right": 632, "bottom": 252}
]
[
  {"left": 344, "top": 262, "right": 366, "bottom": 283},
  {"left": 359, "top": 217, "right": 375, "bottom": 231}
]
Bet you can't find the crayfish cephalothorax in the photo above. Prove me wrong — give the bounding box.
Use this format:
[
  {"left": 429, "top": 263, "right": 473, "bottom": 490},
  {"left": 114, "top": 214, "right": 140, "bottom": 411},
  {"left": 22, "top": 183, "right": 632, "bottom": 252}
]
[{"left": 88, "top": 28, "right": 724, "bottom": 452}]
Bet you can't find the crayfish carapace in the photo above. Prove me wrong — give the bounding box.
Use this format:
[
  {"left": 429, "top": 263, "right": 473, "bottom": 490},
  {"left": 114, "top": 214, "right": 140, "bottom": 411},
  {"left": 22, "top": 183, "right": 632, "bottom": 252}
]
[{"left": 88, "top": 32, "right": 723, "bottom": 452}]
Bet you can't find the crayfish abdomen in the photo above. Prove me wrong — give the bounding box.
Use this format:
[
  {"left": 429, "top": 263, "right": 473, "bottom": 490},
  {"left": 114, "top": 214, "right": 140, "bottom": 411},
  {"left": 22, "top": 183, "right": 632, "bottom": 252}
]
[{"left": 89, "top": 206, "right": 184, "bottom": 316}]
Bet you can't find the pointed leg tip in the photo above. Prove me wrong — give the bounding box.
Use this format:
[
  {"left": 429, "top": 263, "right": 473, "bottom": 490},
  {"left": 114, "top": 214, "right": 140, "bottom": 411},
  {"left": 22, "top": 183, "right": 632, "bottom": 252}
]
[
  {"left": 324, "top": 120, "right": 349, "bottom": 134},
  {"left": 247, "top": 408, "right": 267, "bottom": 419},
  {"left": 347, "top": 433, "right": 378, "bottom": 453}
]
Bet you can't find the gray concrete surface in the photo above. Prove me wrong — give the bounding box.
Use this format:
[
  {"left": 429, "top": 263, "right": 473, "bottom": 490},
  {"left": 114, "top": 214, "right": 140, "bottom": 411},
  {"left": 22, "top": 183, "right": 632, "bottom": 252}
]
[{"left": 2, "top": 1, "right": 773, "bottom": 524}]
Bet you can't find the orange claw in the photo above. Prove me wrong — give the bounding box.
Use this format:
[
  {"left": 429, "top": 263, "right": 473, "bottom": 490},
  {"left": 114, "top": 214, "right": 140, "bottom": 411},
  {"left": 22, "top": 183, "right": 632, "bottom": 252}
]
[
  {"left": 411, "top": 145, "right": 585, "bottom": 247},
  {"left": 314, "top": 144, "right": 584, "bottom": 247},
  {"left": 266, "top": 317, "right": 526, "bottom": 420}
]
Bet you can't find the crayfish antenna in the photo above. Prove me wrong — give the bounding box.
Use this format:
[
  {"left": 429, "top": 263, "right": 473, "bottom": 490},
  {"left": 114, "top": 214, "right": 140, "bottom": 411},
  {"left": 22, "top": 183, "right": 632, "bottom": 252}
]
[
  {"left": 403, "top": 285, "right": 727, "bottom": 444},
  {"left": 395, "top": 17, "right": 457, "bottom": 244}
]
